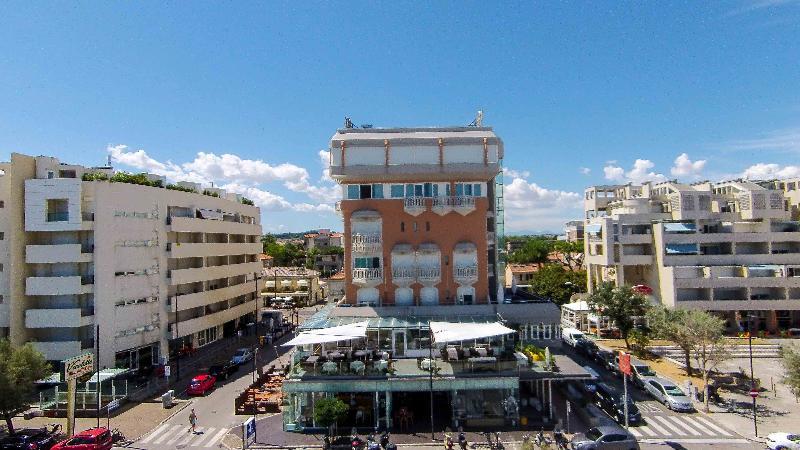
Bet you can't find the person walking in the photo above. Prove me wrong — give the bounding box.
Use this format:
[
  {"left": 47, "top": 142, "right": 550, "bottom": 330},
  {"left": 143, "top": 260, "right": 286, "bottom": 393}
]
[{"left": 188, "top": 408, "right": 198, "bottom": 433}]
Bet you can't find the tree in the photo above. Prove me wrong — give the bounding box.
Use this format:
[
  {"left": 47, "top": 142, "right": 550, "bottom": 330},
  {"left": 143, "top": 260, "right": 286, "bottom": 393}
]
[
  {"left": 509, "top": 238, "right": 552, "bottom": 266},
  {"left": 647, "top": 307, "right": 695, "bottom": 376},
  {"left": 551, "top": 240, "right": 584, "bottom": 272},
  {"left": 0, "top": 340, "right": 51, "bottom": 434},
  {"left": 313, "top": 397, "right": 349, "bottom": 436},
  {"left": 781, "top": 346, "right": 800, "bottom": 402},
  {"left": 586, "top": 283, "right": 649, "bottom": 349},
  {"left": 685, "top": 311, "right": 730, "bottom": 412},
  {"left": 528, "top": 263, "right": 586, "bottom": 305}
]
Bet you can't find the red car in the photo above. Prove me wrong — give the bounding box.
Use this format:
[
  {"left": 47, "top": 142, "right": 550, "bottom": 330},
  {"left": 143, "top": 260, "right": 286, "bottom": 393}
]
[
  {"left": 51, "top": 427, "right": 113, "bottom": 450},
  {"left": 187, "top": 373, "right": 216, "bottom": 395}
]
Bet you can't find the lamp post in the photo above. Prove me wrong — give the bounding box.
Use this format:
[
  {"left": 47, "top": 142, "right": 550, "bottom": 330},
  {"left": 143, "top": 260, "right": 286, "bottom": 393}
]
[
  {"left": 747, "top": 314, "right": 758, "bottom": 437},
  {"left": 174, "top": 292, "right": 181, "bottom": 381},
  {"left": 422, "top": 332, "right": 434, "bottom": 441}
]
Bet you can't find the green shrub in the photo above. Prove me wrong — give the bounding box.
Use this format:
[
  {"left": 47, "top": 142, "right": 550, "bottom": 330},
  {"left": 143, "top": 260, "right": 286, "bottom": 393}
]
[
  {"left": 166, "top": 184, "right": 196, "bottom": 193},
  {"left": 109, "top": 172, "right": 163, "bottom": 187},
  {"left": 81, "top": 172, "right": 109, "bottom": 181},
  {"left": 241, "top": 197, "right": 255, "bottom": 206},
  {"left": 202, "top": 190, "right": 220, "bottom": 197}
]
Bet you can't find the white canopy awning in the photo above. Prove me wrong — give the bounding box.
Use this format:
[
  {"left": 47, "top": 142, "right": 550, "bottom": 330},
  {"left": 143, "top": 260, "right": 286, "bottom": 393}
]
[
  {"left": 297, "top": 279, "right": 309, "bottom": 286},
  {"left": 282, "top": 321, "right": 369, "bottom": 346},
  {"left": 280, "top": 280, "right": 292, "bottom": 286},
  {"left": 429, "top": 321, "right": 515, "bottom": 344},
  {"left": 265, "top": 280, "right": 276, "bottom": 287}
]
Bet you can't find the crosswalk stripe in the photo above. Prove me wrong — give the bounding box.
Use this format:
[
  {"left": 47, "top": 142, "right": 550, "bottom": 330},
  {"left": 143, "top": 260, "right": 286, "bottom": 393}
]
[
  {"left": 662, "top": 415, "right": 703, "bottom": 436},
  {"left": 140, "top": 423, "right": 171, "bottom": 443},
  {"left": 688, "top": 418, "right": 714, "bottom": 435},
  {"left": 643, "top": 416, "right": 671, "bottom": 435},
  {"left": 153, "top": 425, "right": 183, "bottom": 444},
  {"left": 636, "top": 425, "right": 655, "bottom": 437},
  {"left": 695, "top": 416, "right": 732, "bottom": 436},
  {"left": 177, "top": 426, "right": 204, "bottom": 446},
  {"left": 628, "top": 427, "right": 642, "bottom": 437},
  {"left": 190, "top": 427, "right": 217, "bottom": 447},
  {"left": 167, "top": 424, "right": 196, "bottom": 445},
  {"left": 204, "top": 428, "right": 229, "bottom": 447}
]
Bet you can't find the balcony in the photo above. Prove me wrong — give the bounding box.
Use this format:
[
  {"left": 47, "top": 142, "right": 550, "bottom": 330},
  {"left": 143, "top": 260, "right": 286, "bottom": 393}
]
[
  {"left": 351, "top": 233, "right": 382, "bottom": 253},
  {"left": 391, "top": 267, "right": 416, "bottom": 281},
  {"left": 352, "top": 268, "right": 383, "bottom": 285},
  {"left": 167, "top": 216, "right": 261, "bottom": 235},
  {"left": 167, "top": 242, "right": 262, "bottom": 258},
  {"left": 25, "top": 308, "right": 94, "bottom": 328},
  {"left": 169, "top": 261, "right": 262, "bottom": 285},
  {"left": 26, "top": 244, "right": 94, "bottom": 263},
  {"left": 416, "top": 267, "right": 441, "bottom": 283},
  {"left": 403, "top": 197, "right": 426, "bottom": 216},
  {"left": 26, "top": 276, "right": 94, "bottom": 296},
  {"left": 46, "top": 212, "right": 69, "bottom": 222},
  {"left": 454, "top": 265, "right": 478, "bottom": 283},
  {"left": 31, "top": 341, "right": 83, "bottom": 362},
  {"left": 432, "top": 196, "right": 476, "bottom": 216}
]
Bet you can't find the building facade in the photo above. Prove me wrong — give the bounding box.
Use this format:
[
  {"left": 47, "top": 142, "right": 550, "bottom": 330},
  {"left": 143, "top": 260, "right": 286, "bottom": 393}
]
[
  {"left": 0, "top": 153, "right": 262, "bottom": 369},
  {"left": 330, "top": 126, "right": 506, "bottom": 306},
  {"left": 584, "top": 179, "right": 800, "bottom": 332},
  {"left": 303, "top": 229, "right": 343, "bottom": 251},
  {"left": 564, "top": 220, "right": 584, "bottom": 242},
  {"left": 261, "top": 267, "right": 323, "bottom": 307}
]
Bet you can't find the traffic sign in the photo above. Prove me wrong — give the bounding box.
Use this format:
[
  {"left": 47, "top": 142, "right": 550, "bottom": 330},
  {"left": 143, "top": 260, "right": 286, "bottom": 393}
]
[
  {"left": 618, "top": 351, "right": 631, "bottom": 376},
  {"left": 242, "top": 417, "right": 256, "bottom": 448},
  {"left": 749, "top": 390, "right": 759, "bottom": 398},
  {"left": 64, "top": 352, "right": 94, "bottom": 381},
  {"left": 107, "top": 399, "right": 121, "bottom": 412}
]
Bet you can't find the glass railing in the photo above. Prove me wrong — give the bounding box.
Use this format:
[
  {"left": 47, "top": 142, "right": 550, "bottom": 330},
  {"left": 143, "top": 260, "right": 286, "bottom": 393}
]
[{"left": 46, "top": 212, "right": 69, "bottom": 222}]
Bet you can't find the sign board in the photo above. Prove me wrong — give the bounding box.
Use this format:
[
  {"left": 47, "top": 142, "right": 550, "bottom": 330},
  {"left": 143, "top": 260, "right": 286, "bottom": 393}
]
[
  {"left": 242, "top": 417, "right": 256, "bottom": 448},
  {"left": 618, "top": 351, "right": 631, "bottom": 376},
  {"left": 64, "top": 352, "right": 94, "bottom": 381},
  {"left": 164, "top": 365, "right": 171, "bottom": 378},
  {"left": 107, "top": 399, "right": 121, "bottom": 412},
  {"left": 749, "top": 390, "right": 759, "bottom": 398}
]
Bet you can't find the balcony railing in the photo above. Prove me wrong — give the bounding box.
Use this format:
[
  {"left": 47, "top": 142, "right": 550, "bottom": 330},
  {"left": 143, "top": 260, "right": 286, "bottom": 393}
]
[
  {"left": 417, "top": 267, "right": 441, "bottom": 280},
  {"left": 352, "top": 268, "right": 383, "bottom": 281},
  {"left": 47, "top": 212, "right": 69, "bottom": 222},
  {"left": 391, "top": 267, "right": 415, "bottom": 279},
  {"left": 432, "top": 196, "right": 477, "bottom": 214},
  {"left": 403, "top": 197, "right": 426, "bottom": 215},
  {"left": 351, "top": 233, "right": 382, "bottom": 253},
  {"left": 454, "top": 265, "right": 478, "bottom": 279}
]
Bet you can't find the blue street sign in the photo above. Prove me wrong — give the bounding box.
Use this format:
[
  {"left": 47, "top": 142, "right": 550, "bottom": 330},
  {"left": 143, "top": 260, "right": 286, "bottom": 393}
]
[{"left": 243, "top": 417, "right": 256, "bottom": 447}]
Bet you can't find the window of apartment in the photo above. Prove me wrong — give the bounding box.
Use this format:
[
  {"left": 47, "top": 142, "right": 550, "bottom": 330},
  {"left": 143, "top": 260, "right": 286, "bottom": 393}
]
[
  {"left": 0, "top": 264, "right": 3, "bottom": 272},
  {"left": 347, "top": 184, "right": 383, "bottom": 199},
  {"left": 354, "top": 257, "right": 380, "bottom": 269},
  {"left": 400, "top": 221, "right": 405, "bottom": 232},
  {"left": 425, "top": 221, "right": 430, "bottom": 232},
  {"left": 46, "top": 199, "right": 69, "bottom": 222},
  {"left": 390, "top": 184, "right": 404, "bottom": 198},
  {"left": 0, "top": 201, "right": 4, "bottom": 208},
  {"left": 0, "top": 232, "right": 4, "bottom": 240},
  {"left": 413, "top": 222, "right": 418, "bottom": 232},
  {"left": 453, "top": 183, "right": 482, "bottom": 197},
  {"left": 0, "top": 295, "right": 3, "bottom": 304},
  {"left": 47, "top": 171, "right": 54, "bottom": 179},
  {"left": 58, "top": 170, "right": 77, "bottom": 178}
]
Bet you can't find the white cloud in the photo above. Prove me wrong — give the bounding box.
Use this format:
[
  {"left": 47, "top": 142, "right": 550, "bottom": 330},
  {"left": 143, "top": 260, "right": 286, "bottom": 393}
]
[
  {"left": 741, "top": 163, "right": 800, "bottom": 179},
  {"left": 503, "top": 168, "right": 531, "bottom": 179},
  {"left": 720, "top": 127, "right": 800, "bottom": 153},
  {"left": 670, "top": 153, "right": 707, "bottom": 179},
  {"left": 603, "top": 159, "right": 667, "bottom": 183},
  {"left": 579, "top": 167, "right": 591, "bottom": 175},
  {"left": 503, "top": 177, "right": 583, "bottom": 232}
]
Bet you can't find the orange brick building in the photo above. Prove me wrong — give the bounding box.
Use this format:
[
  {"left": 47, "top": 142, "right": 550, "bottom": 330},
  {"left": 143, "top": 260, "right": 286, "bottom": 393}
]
[{"left": 329, "top": 124, "right": 506, "bottom": 306}]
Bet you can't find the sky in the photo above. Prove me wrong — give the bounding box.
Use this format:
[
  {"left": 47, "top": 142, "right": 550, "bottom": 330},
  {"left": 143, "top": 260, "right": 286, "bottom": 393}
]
[{"left": 1, "top": 1, "right": 799, "bottom": 233}]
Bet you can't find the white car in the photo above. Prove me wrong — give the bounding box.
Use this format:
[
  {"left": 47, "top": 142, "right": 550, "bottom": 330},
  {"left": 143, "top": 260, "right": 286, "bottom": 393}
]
[
  {"left": 643, "top": 377, "right": 694, "bottom": 412},
  {"left": 231, "top": 348, "right": 254, "bottom": 365},
  {"left": 766, "top": 432, "right": 800, "bottom": 450}
]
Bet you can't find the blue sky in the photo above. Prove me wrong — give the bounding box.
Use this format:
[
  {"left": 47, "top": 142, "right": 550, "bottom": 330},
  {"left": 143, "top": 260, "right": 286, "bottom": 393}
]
[{"left": 1, "top": 1, "right": 799, "bottom": 233}]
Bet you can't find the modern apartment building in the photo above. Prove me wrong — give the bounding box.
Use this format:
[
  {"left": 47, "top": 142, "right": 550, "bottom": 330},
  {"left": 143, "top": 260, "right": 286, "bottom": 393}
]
[
  {"left": 0, "top": 153, "right": 262, "bottom": 370},
  {"left": 303, "top": 229, "right": 343, "bottom": 251},
  {"left": 584, "top": 179, "right": 800, "bottom": 332},
  {"left": 329, "top": 125, "right": 506, "bottom": 305},
  {"left": 564, "top": 220, "right": 584, "bottom": 242}
]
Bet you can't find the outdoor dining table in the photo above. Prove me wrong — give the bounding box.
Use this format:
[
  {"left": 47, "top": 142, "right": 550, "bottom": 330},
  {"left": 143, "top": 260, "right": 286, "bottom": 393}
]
[
  {"left": 420, "top": 358, "right": 435, "bottom": 371},
  {"left": 328, "top": 351, "right": 344, "bottom": 360},
  {"left": 321, "top": 361, "right": 338, "bottom": 375},
  {"left": 353, "top": 350, "right": 368, "bottom": 360},
  {"left": 374, "top": 359, "right": 389, "bottom": 372}
]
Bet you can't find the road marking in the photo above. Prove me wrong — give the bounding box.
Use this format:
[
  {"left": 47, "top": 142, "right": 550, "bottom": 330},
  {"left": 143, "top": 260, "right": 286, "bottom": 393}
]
[
  {"left": 635, "top": 425, "right": 656, "bottom": 437},
  {"left": 177, "top": 426, "right": 203, "bottom": 446},
  {"left": 204, "top": 428, "right": 229, "bottom": 447},
  {"left": 695, "top": 416, "right": 733, "bottom": 436},
  {"left": 639, "top": 438, "right": 750, "bottom": 444},
  {"left": 688, "top": 417, "right": 714, "bottom": 435},
  {"left": 663, "top": 415, "right": 703, "bottom": 436},
  {"left": 628, "top": 427, "right": 642, "bottom": 437},
  {"left": 190, "top": 427, "right": 217, "bottom": 447},
  {"left": 140, "top": 423, "right": 171, "bottom": 443},
  {"left": 642, "top": 416, "right": 671, "bottom": 435},
  {"left": 153, "top": 425, "right": 183, "bottom": 444}
]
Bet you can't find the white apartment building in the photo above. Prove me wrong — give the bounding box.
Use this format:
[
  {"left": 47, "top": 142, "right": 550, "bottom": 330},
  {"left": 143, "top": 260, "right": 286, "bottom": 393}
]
[
  {"left": 0, "top": 153, "right": 262, "bottom": 370},
  {"left": 584, "top": 179, "right": 800, "bottom": 333}
]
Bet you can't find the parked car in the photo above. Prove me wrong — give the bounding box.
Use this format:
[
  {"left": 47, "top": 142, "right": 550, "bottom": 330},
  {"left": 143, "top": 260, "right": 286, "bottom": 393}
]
[
  {"left": 596, "top": 349, "right": 617, "bottom": 373},
  {"left": 570, "top": 425, "right": 640, "bottom": 450},
  {"left": 51, "top": 427, "right": 113, "bottom": 450},
  {"left": 575, "top": 338, "right": 599, "bottom": 359},
  {"left": 208, "top": 361, "right": 238, "bottom": 381},
  {"left": 594, "top": 382, "right": 642, "bottom": 425},
  {"left": 0, "top": 425, "right": 62, "bottom": 450},
  {"left": 643, "top": 378, "right": 694, "bottom": 412},
  {"left": 629, "top": 360, "right": 657, "bottom": 388},
  {"left": 231, "top": 348, "right": 254, "bottom": 365},
  {"left": 562, "top": 327, "right": 587, "bottom": 347},
  {"left": 766, "top": 432, "right": 800, "bottom": 450},
  {"left": 187, "top": 374, "right": 216, "bottom": 396}
]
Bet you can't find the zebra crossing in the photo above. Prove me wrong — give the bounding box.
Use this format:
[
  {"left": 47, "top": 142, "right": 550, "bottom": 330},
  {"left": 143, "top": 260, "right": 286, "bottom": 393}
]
[
  {"left": 138, "top": 423, "right": 230, "bottom": 448},
  {"left": 628, "top": 413, "right": 738, "bottom": 441}
]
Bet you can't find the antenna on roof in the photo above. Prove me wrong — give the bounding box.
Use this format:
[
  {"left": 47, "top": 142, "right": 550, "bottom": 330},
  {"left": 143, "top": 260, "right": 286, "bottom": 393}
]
[
  {"left": 344, "top": 117, "right": 354, "bottom": 129},
  {"left": 468, "top": 110, "right": 484, "bottom": 127},
  {"left": 107, "top": 154, "right": 112, "bottom": 167}
]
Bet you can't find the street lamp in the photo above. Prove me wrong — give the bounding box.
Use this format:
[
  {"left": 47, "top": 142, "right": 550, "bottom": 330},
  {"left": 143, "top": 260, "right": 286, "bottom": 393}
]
[
  {"left": 747, "top": 314, "right": 758, "bottom": 437},
  {"left": 421, "top": 333, "right": 435, "bottom": 441}
]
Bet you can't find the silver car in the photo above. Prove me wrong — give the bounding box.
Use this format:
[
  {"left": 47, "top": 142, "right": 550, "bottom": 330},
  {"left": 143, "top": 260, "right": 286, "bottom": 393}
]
[
  {"left": 643, "top": 377, "right": 694, "bottom": 412},
  {"left": 570, "top": 425, "right": 640, "bottom": 450}
]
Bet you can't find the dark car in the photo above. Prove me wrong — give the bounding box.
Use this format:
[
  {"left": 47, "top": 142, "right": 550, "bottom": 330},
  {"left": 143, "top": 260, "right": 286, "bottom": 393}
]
[
  {"left": 595, "top": 382, "right": 642, "bottom": 425},
  {"left": 596, "top": 349, "right": 616, "bottom": 372},
  {"left": 0, "top": 425, "right": 62, "bottom": 450},
  {"left": 570, "top": 425, "right": 640, "bottom": 450},
  {"left": 208, "top": 361, "right": 238, "bottom": 381},
  {"left": 576, "top": 338, "right": 599, "bottom": 359}
]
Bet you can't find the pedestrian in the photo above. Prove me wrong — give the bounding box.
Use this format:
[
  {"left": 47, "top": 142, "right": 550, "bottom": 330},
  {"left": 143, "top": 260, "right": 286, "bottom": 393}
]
[
  {"left": 189, "top": 408, "right": 198, "bottom": 433},
  {"left": 684, "top": 379, "right": 694, "bottom": 401}
]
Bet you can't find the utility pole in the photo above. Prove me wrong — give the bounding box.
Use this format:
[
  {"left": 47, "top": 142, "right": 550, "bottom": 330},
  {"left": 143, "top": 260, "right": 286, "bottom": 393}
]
[
  {"left": 428, "top": 330, "right": 434, "bottom": 441},
  {"left": 174, "top": 292, "right": 181, "bottom": 381},
  {"left": 748, "top": 315, "right": 758, "bottom": 437}
]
